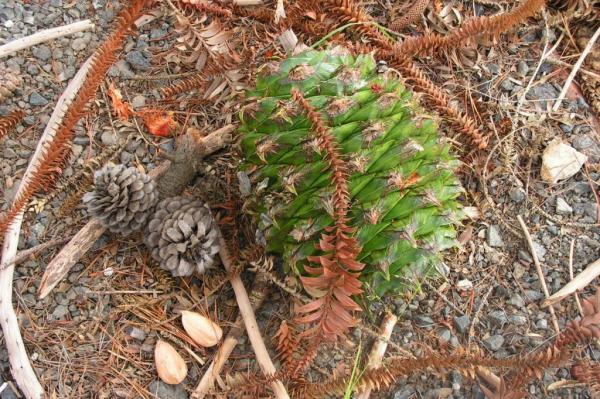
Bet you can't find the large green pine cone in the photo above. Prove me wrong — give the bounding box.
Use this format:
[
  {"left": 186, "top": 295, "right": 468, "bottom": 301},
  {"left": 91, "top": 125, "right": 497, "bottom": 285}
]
[{"left": 239, "top": 47, "right": 464, "bottom": 297}]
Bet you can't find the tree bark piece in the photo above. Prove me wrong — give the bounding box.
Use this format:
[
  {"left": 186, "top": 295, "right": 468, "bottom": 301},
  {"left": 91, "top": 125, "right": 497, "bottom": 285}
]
[
  {"left": 192, "top": 273, "right": 270, "bottom": 398},
  {"left": 217, "top": 233, "right": 290, "bottom": 399},
  {"left": 0, "top": 20, "right": 95, "bottom": 58},
  {"left": 543, "top": 256, "right": 600, "bottom": 308},
  {"left": 355, "top": 312, "right": 398, "bottom": 399},
  {"left": 37, "top": 126, "right": 234, "bottom": 299}
]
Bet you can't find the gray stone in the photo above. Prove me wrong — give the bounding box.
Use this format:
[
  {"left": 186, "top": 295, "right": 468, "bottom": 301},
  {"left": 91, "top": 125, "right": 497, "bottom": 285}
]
[
  {"left": 71, "top": 37, "right": 88, "bottom": 51},
  {"left": 147, "top": 380, "right": 188, "bottom": 399},
  {"left": 132, "top": 95, "right": 146, "bottom": 109},
  {"left": 32, "top": 44, "right": 51, "bottom": 61},
  {"left": 510, "top": 314, "right": 528, "bottom": 326},
  {"left": 487, "top": 225, "right": 504, "bottom": 247},
  {"left": 52, "top": 304, "right": 69, "bottom": 319},
  {"left": 438, "top": 328, "right": 451, "bottom": 342},
  {"left": 108, "top": 59, "right": 134, "bottom": 78},
  {"left": 509, "top": 187, "right": 525, "bottom": 203},
  {"left": 126, "top": 50, "right": 151, "bottom": 71},
  {"left": 453, "top": 315, "right": 470, "bottom": 334},
  {"left": 573, "top": 182, "right": 592, "bottom": 194},
  {"left": 127, "top": 326, "right": 147, "bottom": 341},
  {"left": 536, "top": 319, "right": 548, "bottom": 329},
  {"left": 0, "top": 383, "right": 19, "bottom": 399},
  {"left": 58, "top": 65, "right": 76, "bottom": 82},
  {"left": 29, "top": 91, "right": 48, "bottom": 106},
  {"left": 572, "top": 135, "right": 596, "bottom": 152},
  {"left": 531, "top": 241, "right": 546, "bottom": 260},
  {"left": 517, "top": 60, "right": 529, "bottom": 77},
  {"left": 509, "top": 294, "right": 525, "bottom": 308},
  {"left": 500, "top": 79, "right": 514, "bottom": 91},
  {"left": 484, "top": 334, "right": 504, "bottom": 351},
  {"left": 415, "top": 315, "right": 435, "bottom": 328},
  {"left": 393, "top": 386, "right": 416, "bottom": 399},
  {"left": 556, "top": 197, "right": 573, "bottom": 215},
  {"left": 524, "top": 290, "right": 544, "bottom": 303},
  {"left": 488, "top": 310, "right": 508, "bottom": 328},
  {"left": 100, "top": 130, "right": 117, "bottom": 146},
  {"left": 518, "top": 249, "right": 533, "bottom": 263}
]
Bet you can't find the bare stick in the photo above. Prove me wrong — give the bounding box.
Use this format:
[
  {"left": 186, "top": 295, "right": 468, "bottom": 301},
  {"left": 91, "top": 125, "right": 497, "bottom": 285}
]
[
  {"left": 0, "top": 54, "right": 96, "bottom": 399},
  {"left": 192, "top": 274, "right": 270, "bottom": 399},
  {"left": 568, "top": 239, "right": 584, "bottom": 316},
  {"left": 552, "top": 25, "right": 600, "bottom": 112},
  {"left": 0, "top": 20, "right": 95, "bottom": 58},
  {"left": 542, "top": 256, "right": 600, "bottom": 308},
  {"left": 517, "top": 215, "right": 560, "bottom": 333},
  {"left": 355, "top": 312, "right": 398, "bottom": 399},
  {"left": 0, "top": 236, "right": 71, "bottom": 271},
  {"left": 217, "top": 233, "right": 290, "bottom": 399}
]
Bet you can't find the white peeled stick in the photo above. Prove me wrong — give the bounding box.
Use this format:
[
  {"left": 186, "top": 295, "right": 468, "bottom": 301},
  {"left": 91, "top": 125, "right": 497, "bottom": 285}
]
[
  {"left": 155, "top": 340, "right": 188, "bottom": 385},
  {"left": 181, "top": 310, "right": 223, "bottom": 347}
]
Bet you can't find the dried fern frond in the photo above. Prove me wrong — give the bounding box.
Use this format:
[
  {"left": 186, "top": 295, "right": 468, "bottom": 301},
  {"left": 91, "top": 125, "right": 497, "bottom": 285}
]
[
  {"left": 390, "top": 0, "right": 430, "bottom": 32},
  {"left": 390, "top": 0, "right": 546, "bottom": 58},
  {"left": 273, "top": 320, "right": 299, "bottom": 367},
  {"left": 0, "top": 109, "right": 25, "bottom": 140},
  {"left": 177, "top": 0, "right": 233, "bottom": 18},
  {"left": 0, "top": 0, "right": 152, "bottom": 243},
  {"left": 290, "top": 88, "right": 365, "bottom": 342},
  {"left": 168, "top": 10, "right": 240, "bottom": 71},
  {"left": 572, "top": 359, "right": 600, "bottom": 398}
]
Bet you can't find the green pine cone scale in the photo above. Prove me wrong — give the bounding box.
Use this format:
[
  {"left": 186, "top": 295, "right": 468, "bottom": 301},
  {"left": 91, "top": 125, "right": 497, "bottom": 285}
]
[{"left": 239, "top": 47, "right": 464, "bottom": 297}]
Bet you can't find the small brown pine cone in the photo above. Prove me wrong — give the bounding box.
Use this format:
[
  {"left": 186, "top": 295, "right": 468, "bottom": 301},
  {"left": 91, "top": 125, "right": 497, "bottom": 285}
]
[
  {"left": 145, "top": 196, "right": 220, "bottom": 277},
  {"left": 83, "top": 163, "right": 158, "bottom": 235}
]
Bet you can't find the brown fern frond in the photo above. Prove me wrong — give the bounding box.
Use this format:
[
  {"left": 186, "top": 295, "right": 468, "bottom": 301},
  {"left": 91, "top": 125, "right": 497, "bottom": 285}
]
[
  {"left": 177, "top": 0, "right": 233, "bottom": 18},
  {"left": 0, "top": 109, "right": 25, "bottom": 140},
  {"left": 387, "top": 54, "right": 489, "bottom": 149},
  {"left": 572, "top": 359, "right": 600, "bottom": 398},
  {"left": 326, "top": 0, "right": 394, "bottom": 48},
  {"left": 168, "top": 11, "right": 240, "bottom": 71},
  {"left": 273, "top": 320, "right": 299, "bottom": 367},
  {"left": 290, "top": 88, "right": 365, "bottom": 342},
  {"left": 391, "top": 0, "right": 546, "bottom": 58},
  {"left": 390, "top": 0, "right": 430, "bottom": 32},
  {"left": 0, "top": 0, "right": 152, "bottom": 243},
  {"left": 161, "top": 72, "right": 208, "bottom": 98}
]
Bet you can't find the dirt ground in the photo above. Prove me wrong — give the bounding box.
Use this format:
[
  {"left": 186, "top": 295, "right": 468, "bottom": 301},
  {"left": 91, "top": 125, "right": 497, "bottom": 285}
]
[{"left": 1, "top": 0, "right": 600, "bottom": 398}]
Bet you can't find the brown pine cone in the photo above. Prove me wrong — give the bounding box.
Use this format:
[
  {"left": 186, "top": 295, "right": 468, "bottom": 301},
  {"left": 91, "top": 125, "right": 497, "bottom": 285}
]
[
  {"left": 145, "top": 196, "right": 220, "bottom": 277},
  {"left": 83, "top": 163, "right": 158, "bottom": 235}
]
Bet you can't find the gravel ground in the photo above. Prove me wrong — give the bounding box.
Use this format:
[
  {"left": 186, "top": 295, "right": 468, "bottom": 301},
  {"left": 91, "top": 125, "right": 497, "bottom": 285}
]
[{"left": 1, "top": 1, "right": 600, "bottom": 398}]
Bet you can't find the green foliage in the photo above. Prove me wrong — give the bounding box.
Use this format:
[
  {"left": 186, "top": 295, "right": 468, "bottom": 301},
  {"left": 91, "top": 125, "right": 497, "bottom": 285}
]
[{"left": 239, "top": 48, "right": 464, "bottom": 297}]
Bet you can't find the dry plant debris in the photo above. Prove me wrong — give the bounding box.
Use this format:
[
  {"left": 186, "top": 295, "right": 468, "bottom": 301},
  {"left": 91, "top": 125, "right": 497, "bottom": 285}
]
[{"left": 2, "top": 0, "right": 600, "bottom": 398}]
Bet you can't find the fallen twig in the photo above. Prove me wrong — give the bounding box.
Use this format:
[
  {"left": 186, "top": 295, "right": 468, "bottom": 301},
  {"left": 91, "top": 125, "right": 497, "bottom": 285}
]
[
  {"left": 542, "top": 256, "right": 600, "bottom": 308},
  {"left": 552, "top": 25, "right": 600, "bottom": 112},
  {"left": 0, "top": 20, "right": 95, "bottom": 58},
  {"left": 568, "top": 239, "right": 584, "bottom": 316},
  {"left": 355, "top": 312, "right": 398, "bottom": 399},
  {"left": 0, "top": 236, "right": 71, "bottom": 271},
  {"left": 192, "top": 273, "right": 270, "bottom": 398},
  {"left": 517, "top": 215, "right": 560, "bottom": 333},
  {"left": 217, "top": 233, "right": 290, "bottom": 399}
]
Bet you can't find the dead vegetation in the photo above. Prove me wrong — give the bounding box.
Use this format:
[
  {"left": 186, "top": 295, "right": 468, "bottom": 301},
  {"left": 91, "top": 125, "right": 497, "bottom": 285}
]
[{"left": 1, "top": 0, "right": 600, "bottom": 398}]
